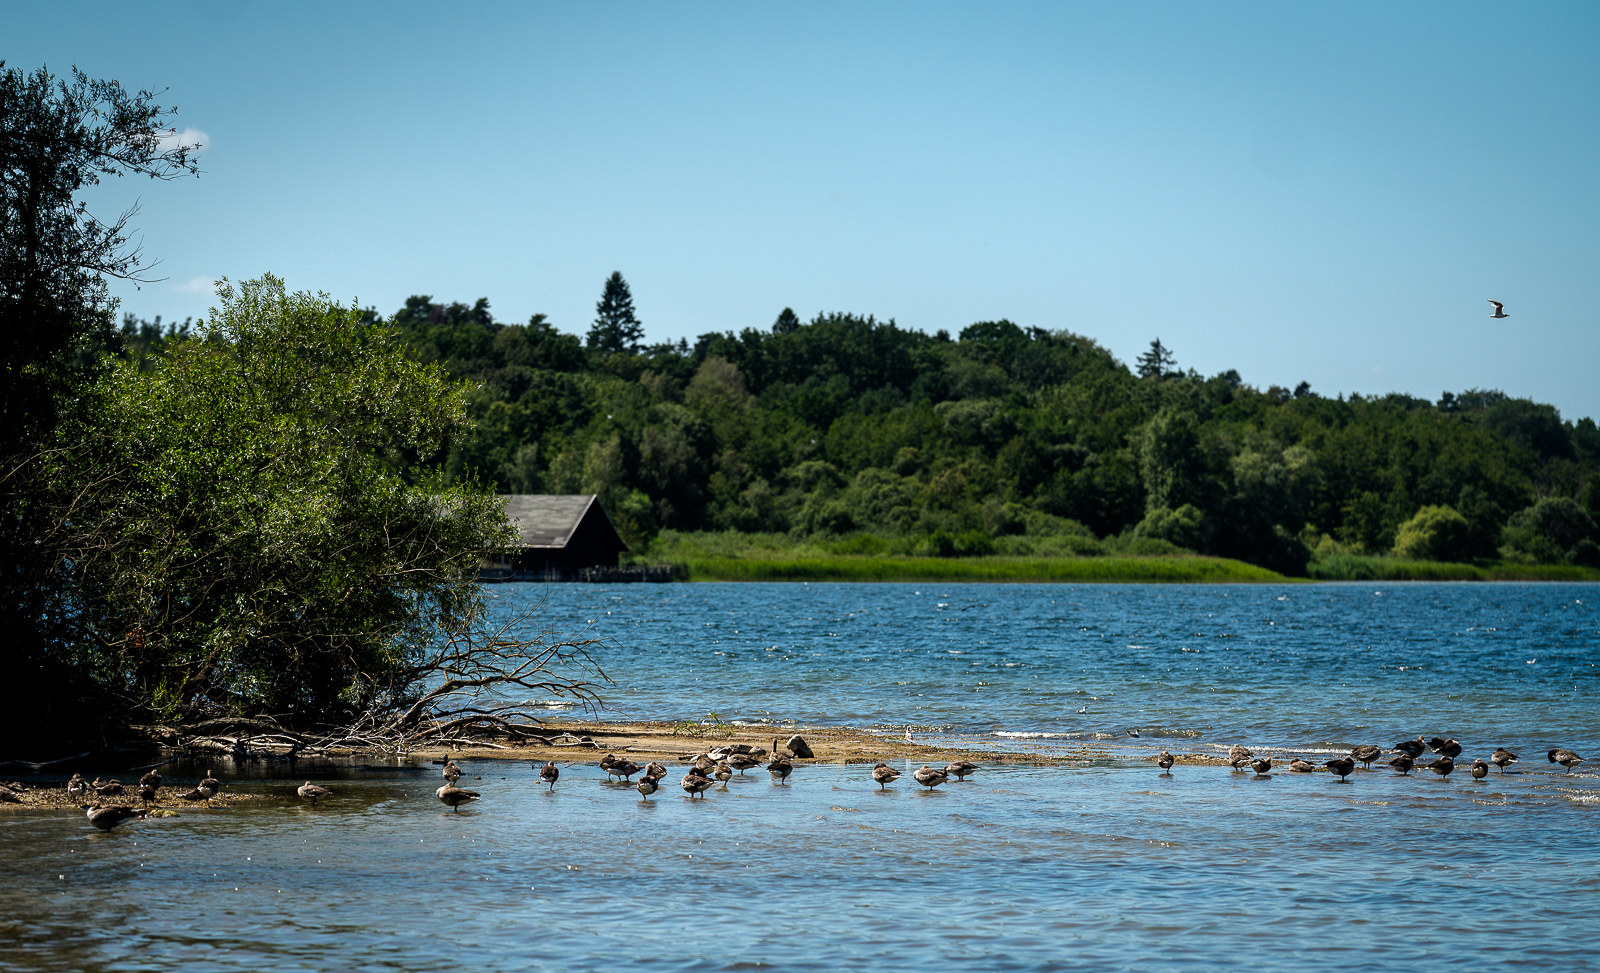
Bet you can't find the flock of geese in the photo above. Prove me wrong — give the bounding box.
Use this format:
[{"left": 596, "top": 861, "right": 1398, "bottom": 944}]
[
  {"left": 54, "top": 734, "right": 1587, "bottom": 829},
  {"left": 1161, "top": 737, "right": 1586, "bottom": 782}
]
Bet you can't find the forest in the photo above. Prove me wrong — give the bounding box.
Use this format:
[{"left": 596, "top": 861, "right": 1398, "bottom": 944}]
[{"left": 126, "top": 273, "right": 1600, "bottom": 578}]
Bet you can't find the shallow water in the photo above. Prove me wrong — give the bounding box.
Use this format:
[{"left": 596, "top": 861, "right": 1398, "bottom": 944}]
[{"left": 4, "top": 582, "right": 1597, "bottom": 971}]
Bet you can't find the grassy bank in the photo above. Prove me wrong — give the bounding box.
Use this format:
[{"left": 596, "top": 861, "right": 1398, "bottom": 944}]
[{"left": 1307, "top": 553, "right": 1600, "bottom": 582}]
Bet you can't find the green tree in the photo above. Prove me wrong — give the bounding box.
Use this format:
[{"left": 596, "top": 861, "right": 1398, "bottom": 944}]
[
  {"left": 587, "top": 270, "right": 643, "bottom": 354},
  {"left": 47, "top": 275, "right": 516, "bottom": 734},
  {"left": 2, "top": 63, "right": 200, "bottom": 748},
  {"left": 1392, "top": 504, "right": 1472, "bottom": 562},
  {"left": 1136, "top": 338, "right": 1177, "bottom": 379}
]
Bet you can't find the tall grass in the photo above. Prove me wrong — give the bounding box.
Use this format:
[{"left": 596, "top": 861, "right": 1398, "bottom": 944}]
[
  {"left": 1307, "top": 553, "right": 1600, "bottom": 582},
  {"left": 668, "top": 554, "right": 1283, "bottom": 583}
]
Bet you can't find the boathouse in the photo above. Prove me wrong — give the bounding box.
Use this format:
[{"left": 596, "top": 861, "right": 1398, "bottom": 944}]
[{"left": 485, "top": 494, "right": 627, "bottom": 580}]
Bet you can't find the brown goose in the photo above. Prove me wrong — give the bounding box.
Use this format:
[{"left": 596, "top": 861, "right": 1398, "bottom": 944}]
[
  {"left": 944, "top": 760, "right": 979, "bottom": 781},
  {"left": 1350, "top": 745, "right": 1383, "bottom": 768},
  {"left": 436, "top": 784, "right": 480, "bottom": 811},
  {"left": 872, "top": 762, "right": 901, "bottom": 789},
  {"left": 610, "top": 758, "right": 643, "bottom": 781},
  {"left": 138, "top": 783, "right": 158, "bottom": 804},
  {"left": 66, "top": 774, "right": 87, "bottom": 799},
  {"left": 92, "top": 778, "right": 124, "bottom": 797},
  {"left": 728, "top": 753, "right": 761, "bottom": 775},
  {"left": 1157, "top": 751, "right": 1175, "bottom": 774},
  {"left": 1491, "top": 748, "right": 1518, "bottom": 773},
  {"left": 539, "top": 762, "right": 559, "bottom": 790},
  {"left": 139, "top": 769, "right": 163, "bottom": 790},
  {"left": 680, "top": 770, "right": 715, "bottom": 798},
  {"left": 297, "top": 781, "right": 333, "bottom": 805},
  {"left": 1548, "top": 748, "right": 1583, "bottom": 772},
  {"left": 198, "top": 770, "right": 221, "bottom": 806},
  {"left": 598, "top": 753, "right": 619, "bottom": 780},
  {"left": 714, "top": 761, "right": 733, "bottom": 788},
  {"left": 1325, "top": 757, "right": 1355, "bottom": 781},
  {"left": 1426, "top": 756, "right": 1455, "bottom": 778},
  {"left": 636, "top": 774, "right": 660, "bottom": 801},
  {"left": 1228, "top": 745, "right": 1253, "bottom": 770},
  {"left": 912, "top": 765, "right": 949, "bottom": 791},
  {"left": 644, "top": 761, "right": 668, "bottom": 780},
  {"left": 1430, "top": 738, "right": 1462, "bottom": 758},
  {"left": 442, "top": 758, "right": 463, "bottom": 785},
  {"left": 1250, "top": 757, "right": 1273, "bottom": 777},
  {"left": 691, "top": 754, "right": 718, "bottom": 776},
  {"left": 1288, "top": 757, "right": 1316, "bottom": 773},
  {"left": 1389, "top": 754, "right": 1415, "bottom": 775},
  {"left": 768, "top": 755, "right": 794, "bottom": 785},
  {"left": 1470, "top": 759, "right": 1489, "bottom": 780},
  {"left": 85, "top": 804, "right": 145, "bottom": 830},
  {"left": 1392, "top": 736, "right": 1427, "bottom": 758}
]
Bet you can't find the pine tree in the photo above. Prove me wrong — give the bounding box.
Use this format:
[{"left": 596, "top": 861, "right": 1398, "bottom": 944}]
[
  {"left": 586, "top": 271, "right": 643, "bottom": 354},
  {"left": 1136, "top": 338, "right": 1176, "bottom": 379}
]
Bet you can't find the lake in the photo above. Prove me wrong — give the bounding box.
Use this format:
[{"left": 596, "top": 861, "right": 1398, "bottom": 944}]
[{"left": 3, "top": 582, "right": 1596, "bottom": 972}]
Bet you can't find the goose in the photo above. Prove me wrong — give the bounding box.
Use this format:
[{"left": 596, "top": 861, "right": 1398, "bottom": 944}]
[
  {"left": 1228, "top": 745, "right": 1253, "bottom": 768},
  {"left": 610, "top": 758, "right": 643, "bottom": 781},
  {"left": 1157, "top": 751, "right": 1175, "bottom": 774},
  {"left": 198, "top": 770, "right": 221, "bottom": 806},
  {"left": 1488, "top": 299, "right": 1508, "bottom": 318},
  {"left": 644, "top": 761, "right": 668, "bottom": 780},
  {"left": 442, "top": 759, "right": 463, "bottom": 785},
  {"left": 872, "top": 763, "right": 901, "bottom": 789},
  {"left": 1430, "top": 738, "right": 1462, "bottom": 758},
  {"left": 772, "top": 737, "right": 794, "bottom": 761},
  {"left": 436, "top": 784, "right": 480, "bottom": 811},
  {"left": 768, "top": 755, "right": 794, "bottom": 785},
  {"left": 175, "top": 786, "right": 208, "bottom": 804},
  {"left": 728, "top": 753, "right": 761, "bottom": 775},
  {"left": 138, "top": 783, "right": 158, "bottom": 804},
  {"left": 92, "top": 778, "right": 123, "bottom": 797},
  {"left": 1288, "top": 757, "right": 1316, "bottom": 773},
  {"left": 297, "top": 781, "right": 333, "bottom": 805},
  {"left": 714, "top": 761, "right": 733, "bottom": 788},
  {"left": 1470, "top": 759, "right": 1489, "bottom": 780},
  {"left": 1326, "top": 757, "right": 1355, "bottom": 781},
  {"left": 1426, "top": 756, "right": 1455, "bottom": 778},
  {"left": 636, "top": 775, "right": 660, "bottom": 801},
  {"left": 944, "top": 760, "right": 979, "bottom": 781},
  {"left": 691, "top": 754, "right": 718, "bottom": 776},
  {"left": 680, "top": 770, "right": 715, "bottom": 798},
  {"left": 1490, "top": 748, "right": 1518, "bottom": 773},
  {"left": 1251, "top": 757, "right": 1274, "bottom": 777},
  {"left": 1389, "top": 754, "right": 1415, "bottom": 775},
  {"left": 1350, "top": 745, "right": 1383, "bottom": 768},
  {"left": 539, "top": 762, "right": 559, "bottom": 790},
  {"left": 1548, "top": 748, "right": 1583, "bottom": 772},
  {"left": 139, "top": 769, "right": 162, "bottom": 790},
  {"left": 1392, "top": 737, "right": 1427, "bottom": 758},
  {"left": 598, "top": 753, "right": 619, "bottom": 780},
  {"left": 912, "top": 765, "right": 949, "bottom": 791},
  {"left": 0, "top": 785, "right": 20, "bottom": 804},
  {"left": 85, "top": 804, "right": 145, "bottom": 830},
  {"left": 66, "top": 774, "right": 87, "bottom": 799}
]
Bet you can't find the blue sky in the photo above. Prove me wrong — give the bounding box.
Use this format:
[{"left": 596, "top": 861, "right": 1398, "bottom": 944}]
[{"left": 13, "top": 3, "right": 1600, "bottom": 420}]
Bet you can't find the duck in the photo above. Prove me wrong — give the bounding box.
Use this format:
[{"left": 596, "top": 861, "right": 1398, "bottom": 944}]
[
  {"left": 1548, "top": 748, "right": 1584, "bottom": 772},
  {"left": 1430, "top": 738, "right": 1462, "bottom": 758},
  {"left": 872, "top": 763, "right": 902, "bottom": 789},
  {"left": 1491, "top": 748, "right": 1518, "bottom": 773},
  {"left": 680, "top": 770, "right": 715, "bottom": 798},
  {"left": 1389, "top": 754, "right": 1415, "bottom": 775},
  {"left": 912, "top": 765, "right": 949, "bottom": 791},
  {"left": 1250, "top": 757, "right": 1274, "bottom": 777},
  {"left": 539, "top": 762, "right": 559, "bottom": 790},
  {"left": 1350, "top": 745, "right": 1383, "bottom": 768},
  {"left": 1157, "top": 751, "right": 1175, "bottom": 774},
  {"left": 1288, "top": 757, "right": 1316, "bottom": 773},
  {"left": 1470, "top": 759, "right": 1489, "bottom": 780},
  {"left": 84, "top": 804, "right": 145, "bottom": 830},
  {"left": 768, "top": 755, "right": 794, "bottom": 785},
  {"left": 436, "top": 784, "right": 480, "bottom": 811},
  {"left": 944, "top": 760, "right": 979, "bottom": 781},
  {"left": 297, "top": 781, "right": 333, "bottom": 805},
  {"left": 1426, "top": 756, "right": 1455, "bottom": 778},
  {"left": 636, "top": 774, "right": 660, "bottom": 801},
  {"left": 1325, "top": 757, "right": 1355, "bottom": 781},
  {"left": 1392, "top": 736, "right": 1427, "bottom": 758}
]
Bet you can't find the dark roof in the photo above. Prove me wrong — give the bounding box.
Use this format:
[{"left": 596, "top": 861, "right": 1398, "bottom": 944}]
[{"left": 502, "top": 494, "right": 626, "bottom": 550}]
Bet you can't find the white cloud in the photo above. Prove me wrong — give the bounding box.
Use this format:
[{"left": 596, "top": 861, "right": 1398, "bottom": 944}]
[
  {"left": 157, "top": 127, "right": 209, "bottom": 154},
  {"left": 173, "top": 276, "right": 218, "bottom": 294}
]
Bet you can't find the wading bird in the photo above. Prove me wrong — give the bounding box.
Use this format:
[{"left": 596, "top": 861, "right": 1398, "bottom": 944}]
[
  {"left": 944, "top": 760, "right": 979, "bottom": 781},
  {"left": 539, "top": 762, "right": 559, "bottom": 790},
  {"left": 1158, "top": 751, "right": 1175, "bottom": 774},
  {"left": 1426, "top": 756, "right": 1455, "bottom": 778},
  {"left": 298, "top": 781, "right": 332, "bottom": 805},
  {"left": 1389, "top": 754, "right": 1415, "bottom": 775},
  {"left": 872, "top": 763, "right": 901, "bottom": 789},
  {"left": 1251, "top": 757, "right": 1274, "bottom": 777},
  {"left": 1470, "top": 759, "right": 1489, "bottom": 780},
  {"left": 84, "top": 804, "right": 144, "bottom": 830},
  {"left": 1548, "top": 748, "right": 1584, "bottom": 772},
  {"left": 1326, "top": 757, "right": 1355, "bottom": 781},
  {"left": 912, "top": 765, "right": 949, "bottom": 791},
  {"left": 1392, "top": 737, "right": 1427, "bottom": 758},
  {"left": 1491, "top": 748, "right": 1518, "bottom": 774},
  {"left": 436, "top": 784, "right": 480, "bottom": 811},
  {"left": 1350, "top": 745, "right": 1383, "bottom": 768}
]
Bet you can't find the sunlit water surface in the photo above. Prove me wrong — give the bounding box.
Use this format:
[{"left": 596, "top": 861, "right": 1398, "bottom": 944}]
[{"left": 4, "top": 582, "right": 1596, "bottom": 971}]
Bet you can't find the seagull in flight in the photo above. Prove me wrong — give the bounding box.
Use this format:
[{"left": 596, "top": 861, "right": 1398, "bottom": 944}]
[{"left": 1488, "top": 299, "right": 1508, "bottom": 318}]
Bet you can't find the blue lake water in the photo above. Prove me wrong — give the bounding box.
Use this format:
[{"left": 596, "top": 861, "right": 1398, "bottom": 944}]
[{"left": 3, "top": 582, "right": 1597, "bottom": 972}]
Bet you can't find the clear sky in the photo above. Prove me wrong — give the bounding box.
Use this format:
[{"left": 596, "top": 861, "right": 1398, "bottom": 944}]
[{"left": 12, "top": 3, "right": 1600, "bottom": 420}]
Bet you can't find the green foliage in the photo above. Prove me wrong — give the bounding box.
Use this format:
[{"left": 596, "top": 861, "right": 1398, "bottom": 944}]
[
  {"left": 1392, "top": 505, "right": 1472, "bottom": 562},
  {"left": 49, "top": 275, "right": 515, "bottom": 726},
  {"left": 587, "top": 271, "right": 644, "bottom": 354},
  {"left": 1499, "top": 496, "right": 1597, "bottom": 564}
]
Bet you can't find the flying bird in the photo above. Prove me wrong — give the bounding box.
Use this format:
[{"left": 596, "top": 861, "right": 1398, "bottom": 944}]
[{"left": 1488, "top": 299, "right": 1508, "bottom": 318}]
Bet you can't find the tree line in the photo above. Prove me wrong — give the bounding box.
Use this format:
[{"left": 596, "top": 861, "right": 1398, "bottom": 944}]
[{"left": 361, "top": 275, "right": 1599, "bottom": 575}]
